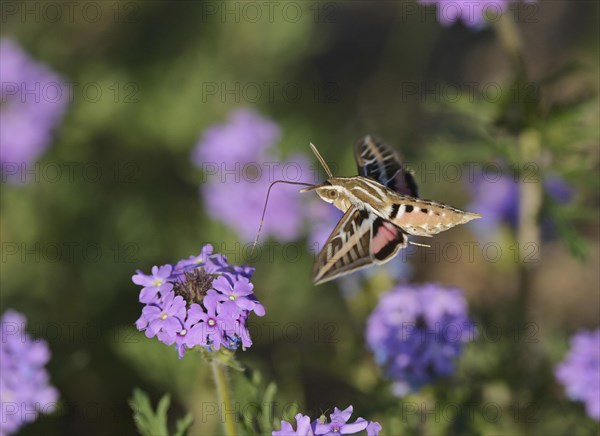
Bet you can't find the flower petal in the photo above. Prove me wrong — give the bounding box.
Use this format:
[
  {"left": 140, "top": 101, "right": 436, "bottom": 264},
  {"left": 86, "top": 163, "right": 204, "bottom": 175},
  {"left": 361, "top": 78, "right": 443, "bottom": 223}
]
[{"left": 340, "top": 418, "right": 368, "bottom": 433}]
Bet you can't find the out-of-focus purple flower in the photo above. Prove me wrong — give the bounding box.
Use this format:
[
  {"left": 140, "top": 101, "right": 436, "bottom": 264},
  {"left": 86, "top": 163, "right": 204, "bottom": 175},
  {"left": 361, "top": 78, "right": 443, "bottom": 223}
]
[
  {"left": 467, "top": 171, "right": 519, "bottom": 237},
  {"left": 132, "top": 244, "right": 265, "bottom": 358},
  {"left": 191, "top": 108, "right": 280, "bottom": 166},
  {"left": 555, "top": 329, "right": 600, "bottom": 421},
  {"left": 272, "top": 406, "right": 381, "bottom": 436},
  {"left": 0, "top": 310, "right": 59, "bottom": 435},
  {"left": 467, "top": 168, "right": 573, "bottom": 240},
  {"left": 544, "top": 175, "right": 574, "bottom": 204},
  {"left": 418, "top": 0, "right": 529, "bottom": 29},
  {"left": 366, "top": 283, "right": 475, "bottom": 396},
  {"left": 0, "top": 38, "right": 69, "bottom": 184},
  {"left": 192, "top": 109, "right": 316, "bottom": 242}
]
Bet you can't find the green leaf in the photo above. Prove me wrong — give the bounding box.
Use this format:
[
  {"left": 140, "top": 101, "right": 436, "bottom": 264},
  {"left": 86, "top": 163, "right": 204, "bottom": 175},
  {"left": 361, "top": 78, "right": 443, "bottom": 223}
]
[
  {"left": 129, "top": 388, "right": 193, "bottom": 436},
  {"left": 174, "top": 414, "right": 194, "bottom": 436},
  {"left": 114, "top": 329, "right": 208, "bottom": 399},
  {"left": 129, "top": 388, "right": 169, "bottom": 436},
  {"left": 261, "top": 382, "right": 278, "bottom": 431}
]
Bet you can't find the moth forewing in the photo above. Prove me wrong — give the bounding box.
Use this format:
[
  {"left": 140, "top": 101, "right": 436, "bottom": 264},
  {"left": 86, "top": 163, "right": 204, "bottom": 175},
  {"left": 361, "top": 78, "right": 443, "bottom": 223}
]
[
  {"left": 313, "top": 207, "right": 374, "bottom": 285},
  {"left": 313, "top": 207, "right": 408, "bottom": 285}
]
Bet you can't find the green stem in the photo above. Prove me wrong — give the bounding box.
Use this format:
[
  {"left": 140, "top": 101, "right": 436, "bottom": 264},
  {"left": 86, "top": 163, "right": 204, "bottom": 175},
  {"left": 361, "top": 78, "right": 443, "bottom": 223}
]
[
  {"left": 517, "top": 131, "right": 542, "bottom": 266},
  {"left": 516, "top": 130, "right": 542, "bottom": 313},
  {"left": 211, "top": 359, "right": 237, "bottom": 435},
  {"left": 495, "top": 11, "right": 526, "bottom": 75},
  {"left": 494, "top": 6, "right": 543, "bottom": 312},
  {"left": 495, "top": 14, "right": 543, "bottom": 433}
]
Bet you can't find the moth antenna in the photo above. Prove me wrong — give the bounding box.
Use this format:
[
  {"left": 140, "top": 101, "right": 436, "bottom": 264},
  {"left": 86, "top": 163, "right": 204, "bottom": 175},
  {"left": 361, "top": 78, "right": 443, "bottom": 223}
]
[
  {"left": 309, "top": 142, "right": 333, "bottom": 178},
  {"left": 251, "top": 180, "right": 316, "bottom": 257},
  {"left": 409, "top": 241, "right": 431, "bottom": 248}
]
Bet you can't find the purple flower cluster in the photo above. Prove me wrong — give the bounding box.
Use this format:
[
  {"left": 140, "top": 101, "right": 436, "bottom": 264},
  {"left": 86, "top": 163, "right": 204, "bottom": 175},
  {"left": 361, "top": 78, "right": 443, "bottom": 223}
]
[
  {"left": 191, "top": 108, "right": 316, "bottom": 242},
  {"left": 555, "top": 329, "right": 600, "bottom": 421},
  {"left": 1, "top": 310, "right": 59, "bottom": 435},
  {"left": 418, "top": 0, "right": 527, "bottom": 28},
  {"left": 467, "top": 170, "right": 573, "bottom": 240},
  {"left": 273, "top": 406, "right": 381, "bottom": 436},
  {"left": 0, "top": 38, "right": 69, "bottom": 183},
  {"left": 366, "top": 283, "right": 474, "bottom": 396},
  {"left": 132, "top": 244, "right": 265, "bottom": 358}
]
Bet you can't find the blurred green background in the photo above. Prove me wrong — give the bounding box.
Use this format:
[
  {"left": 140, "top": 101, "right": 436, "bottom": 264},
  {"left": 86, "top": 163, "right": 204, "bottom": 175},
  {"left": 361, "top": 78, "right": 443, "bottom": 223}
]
[{"left": 1, "top": 1, "right": 599, "bottom": 435}]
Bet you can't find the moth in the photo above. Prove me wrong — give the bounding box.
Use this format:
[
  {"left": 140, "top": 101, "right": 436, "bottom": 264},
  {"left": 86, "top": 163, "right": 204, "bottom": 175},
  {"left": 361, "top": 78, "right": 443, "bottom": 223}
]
[{"left": 302, "top": 135, "right": 481, "bottom": 285}]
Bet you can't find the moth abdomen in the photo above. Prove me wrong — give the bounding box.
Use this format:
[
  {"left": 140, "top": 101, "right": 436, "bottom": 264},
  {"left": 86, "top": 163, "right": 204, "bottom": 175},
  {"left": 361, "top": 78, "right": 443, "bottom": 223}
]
[{"left": 388, "top": 200, "right": 480, "bottom": 237}]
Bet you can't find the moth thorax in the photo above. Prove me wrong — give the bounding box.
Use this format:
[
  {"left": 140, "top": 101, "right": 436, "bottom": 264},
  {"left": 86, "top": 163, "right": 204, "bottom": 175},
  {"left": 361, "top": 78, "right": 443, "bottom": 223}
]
[{"left": 173, "top": 268, "right": 215, "bottom": 304}]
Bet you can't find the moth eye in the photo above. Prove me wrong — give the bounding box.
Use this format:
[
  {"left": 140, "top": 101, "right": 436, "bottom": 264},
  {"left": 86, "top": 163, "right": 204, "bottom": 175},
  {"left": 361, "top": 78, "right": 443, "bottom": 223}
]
[{"left": 327, "top": 189, "right": 338, "bottom": 199}]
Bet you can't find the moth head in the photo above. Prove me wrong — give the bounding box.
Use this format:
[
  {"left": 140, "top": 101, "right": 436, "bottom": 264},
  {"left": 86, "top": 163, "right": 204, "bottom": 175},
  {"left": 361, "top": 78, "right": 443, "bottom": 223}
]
[{"left": 314, "top": 183, "right": 340, "bottom": 204}]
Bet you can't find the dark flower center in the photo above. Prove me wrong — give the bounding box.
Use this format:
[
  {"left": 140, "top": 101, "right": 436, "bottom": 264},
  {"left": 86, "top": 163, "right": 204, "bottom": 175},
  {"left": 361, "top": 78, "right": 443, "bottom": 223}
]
[{"left": 173, "top": 267, "right": 215, "bottom": 304}]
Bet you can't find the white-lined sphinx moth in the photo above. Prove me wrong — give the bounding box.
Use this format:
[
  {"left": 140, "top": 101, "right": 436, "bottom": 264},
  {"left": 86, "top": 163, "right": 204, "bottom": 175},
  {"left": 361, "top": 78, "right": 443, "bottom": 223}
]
[{"left": 303, "top": 135, "right": 481, "bottom": 285}]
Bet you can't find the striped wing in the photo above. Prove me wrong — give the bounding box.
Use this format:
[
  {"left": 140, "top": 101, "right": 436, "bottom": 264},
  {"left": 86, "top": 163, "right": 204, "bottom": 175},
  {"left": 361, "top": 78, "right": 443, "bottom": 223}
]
[
  {"left": 354, "top": 135, "right": 419, "bottom": 197},
  {"left": 313, "top": 206, "right": 408, "bottom": 285}
]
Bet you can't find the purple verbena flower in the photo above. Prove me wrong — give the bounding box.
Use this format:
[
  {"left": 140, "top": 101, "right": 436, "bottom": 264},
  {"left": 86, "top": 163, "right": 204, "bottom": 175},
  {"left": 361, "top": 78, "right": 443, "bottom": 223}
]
[
  {"left": 133, "top": 265, "right": 174, "bottom": 304},
  {"left": 192, "top": 109, "right": 316, "bottom": 242},
  {"left": 174, "top": 245, "right": 214, "bottom": 273},
  {"left": 273, "top": 406, "right": 381, "bottom": 436},
  {"left": 142, "top": 291, "right": 186, "bottom": 339},
  {"left": 158, "top": 303, "right": 206, "bottom": 358},
  {"left": 366, "top": 421, "right": 382, "bottom": 436},
  {"left": 192, "top": 296, "right": 238, "bottom": 351},
  {"left": 206, "top": 275, "right": 265, "bottom": 317},
  {"left": 132, "top": 244, "right": 264, "bottom": 358},
  {"left": 0, "top": 38, "right": 69, "bottom": 184},
  {"left": 555, "top": 329, "right": 600, "bottom": 421},
  {"left": 366, "top": 283, "right": 475, "bottom": 396},
  {"left": 272, "top": 413, "right": 314, "bottom": 436},
  {"left": 315, "top": 406, "right": 368, "bottom": 435},
  {"left": 0, "top": 310, "right": 59, "bottom": 435}
]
